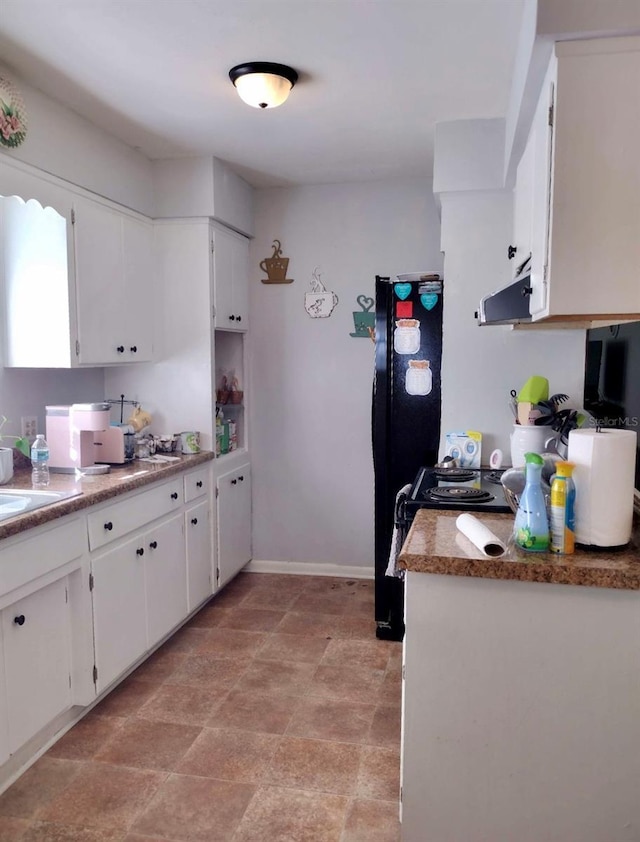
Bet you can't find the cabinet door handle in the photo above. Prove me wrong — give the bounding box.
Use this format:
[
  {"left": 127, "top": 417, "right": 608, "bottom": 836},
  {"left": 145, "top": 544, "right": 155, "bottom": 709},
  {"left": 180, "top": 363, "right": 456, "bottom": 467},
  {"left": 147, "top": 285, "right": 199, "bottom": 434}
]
[
  {"left": 507, "top": 245, "right": 517, "bottom": 260},
  {"left": 196, "top": 480, "right": 203, "bottom": 488},
  {"left": 13, "top": 614, "right": 25, "bottom": 626},
  {"left": 231, "top": 479, "right": 237, "bottom": 485},
  {"left": 136, "top": 547, "right": 144, "bottom": 556},
  {"left": 191, "top": 517, "right": 198, "bottom": 525},
  {"left": 171, "top": 492, "right": 178, "bottom": 500},
  {"left": 236, "top": 315, "right": 242, "bottom": 322},
  {"left": 104, "top": 521, "right": 113, "bottom": 531},
  {"left": 521, "top": 286, "right": 533, "bottom": 297},
  {"left": 149, "top": 540, "right": 158, "bottom": 549},
  {"left": 130, "top": 345, "right": 138, "bottom": 353},
  {"left": 238, "top": 475, "right": 244, "bottom": 482},
  {"left": 116, "top": 346, "right": 125, "bottom": 353},
  {"left": 229, "top": 314, "right": 236, "bottom": 321}
]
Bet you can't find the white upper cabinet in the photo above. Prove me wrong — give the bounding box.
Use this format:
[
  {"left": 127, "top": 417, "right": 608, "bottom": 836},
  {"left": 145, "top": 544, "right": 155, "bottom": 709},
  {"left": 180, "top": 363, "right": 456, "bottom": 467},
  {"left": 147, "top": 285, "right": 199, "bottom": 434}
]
[
  {"left": 524, "top": 37, "right": 640, "bottom": 323},
  {"left": 213, "top": 225, "right": 249, "bottom": 331},
  {"left": 0, "top": 158, "right": 153, "bottom": 368},
  {"left": 74, "top": 197, "right": 153, "bottom": 364}
]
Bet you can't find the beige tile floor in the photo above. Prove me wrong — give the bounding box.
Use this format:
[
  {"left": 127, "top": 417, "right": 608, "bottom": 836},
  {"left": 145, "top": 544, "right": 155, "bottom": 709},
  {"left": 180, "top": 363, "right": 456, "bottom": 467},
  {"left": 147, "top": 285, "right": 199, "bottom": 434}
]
[{"left": 0, "top": 572, "right": 402, "bottom": 841}]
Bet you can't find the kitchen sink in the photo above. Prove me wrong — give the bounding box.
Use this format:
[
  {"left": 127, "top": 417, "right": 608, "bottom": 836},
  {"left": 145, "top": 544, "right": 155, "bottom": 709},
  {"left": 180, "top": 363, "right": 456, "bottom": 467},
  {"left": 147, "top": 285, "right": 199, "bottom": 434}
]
[{"left": 0, "top": 488, "right": 82, "bottom": 521}]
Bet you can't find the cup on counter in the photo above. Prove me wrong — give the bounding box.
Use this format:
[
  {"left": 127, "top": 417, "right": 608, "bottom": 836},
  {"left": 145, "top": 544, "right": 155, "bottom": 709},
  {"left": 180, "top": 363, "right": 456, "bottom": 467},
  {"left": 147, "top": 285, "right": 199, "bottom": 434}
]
[
  {"left": 509, "top": 424, "right": 547, "bottom": 467},
  {"left": 180, "top": 431, "right": 201, "bottom": 454}
]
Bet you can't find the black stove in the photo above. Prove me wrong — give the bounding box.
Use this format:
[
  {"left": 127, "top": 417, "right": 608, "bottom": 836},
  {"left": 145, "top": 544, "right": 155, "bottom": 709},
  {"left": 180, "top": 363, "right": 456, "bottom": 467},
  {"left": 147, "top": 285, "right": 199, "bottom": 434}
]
[{"left": 403, "top": 466, "right": 513, "bottom": 516}]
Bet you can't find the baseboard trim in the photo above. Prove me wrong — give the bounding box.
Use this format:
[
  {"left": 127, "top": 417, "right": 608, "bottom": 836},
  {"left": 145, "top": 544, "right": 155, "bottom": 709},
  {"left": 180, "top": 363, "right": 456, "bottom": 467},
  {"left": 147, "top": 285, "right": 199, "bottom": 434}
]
[{"left": 243, "top": 559, "right": 374, "bottom": 580}]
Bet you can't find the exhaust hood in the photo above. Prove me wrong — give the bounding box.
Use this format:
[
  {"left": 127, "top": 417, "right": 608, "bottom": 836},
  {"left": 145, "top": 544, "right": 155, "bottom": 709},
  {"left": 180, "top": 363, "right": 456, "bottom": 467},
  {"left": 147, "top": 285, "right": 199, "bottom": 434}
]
[{"left": 476, "top": 274, "right": 533, "bottom": 326}]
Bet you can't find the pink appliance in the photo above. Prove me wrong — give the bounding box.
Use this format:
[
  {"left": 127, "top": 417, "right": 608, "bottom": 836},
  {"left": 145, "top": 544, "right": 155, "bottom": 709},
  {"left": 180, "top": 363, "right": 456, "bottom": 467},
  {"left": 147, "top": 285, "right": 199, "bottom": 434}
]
[{"left": 46, "top": 403, "right": 111, "bottom": 474}]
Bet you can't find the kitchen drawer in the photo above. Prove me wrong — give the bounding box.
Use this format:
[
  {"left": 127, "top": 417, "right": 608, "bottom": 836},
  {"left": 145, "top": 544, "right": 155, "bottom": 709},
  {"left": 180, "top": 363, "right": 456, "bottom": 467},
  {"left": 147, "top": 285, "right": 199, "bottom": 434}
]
[
  {"left": 0, "top": 518, "right": 85, "bottom": 600},
  {"left": 184, "top": 466, "right": 210, "bottom": 503},
  {"left": 87, "top": 479, "right": 183, "bottom": 551}
]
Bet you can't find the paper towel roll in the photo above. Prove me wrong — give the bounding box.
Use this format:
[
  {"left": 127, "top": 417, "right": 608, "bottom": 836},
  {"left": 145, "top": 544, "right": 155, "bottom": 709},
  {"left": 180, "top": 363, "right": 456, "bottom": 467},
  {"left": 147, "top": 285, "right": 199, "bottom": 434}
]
[
  {"left": 455, "top": 513, "right": 507, "bottom": 557},
  {"left": 567, "top": 427, "right": 637, "bottom": 548}
]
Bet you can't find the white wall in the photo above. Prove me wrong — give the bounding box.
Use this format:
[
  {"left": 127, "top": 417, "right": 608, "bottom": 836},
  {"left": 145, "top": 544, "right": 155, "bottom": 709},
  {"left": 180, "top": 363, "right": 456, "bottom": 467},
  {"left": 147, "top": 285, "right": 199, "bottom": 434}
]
[
  {"left": 0, "top": 63, "right": 154, "bottom": 215},
  {"left": 439, "top": 190, "right": 585, "bottom": 461},
  {"left": 249, "top": 178, "right": 443, "bottom": 569}
]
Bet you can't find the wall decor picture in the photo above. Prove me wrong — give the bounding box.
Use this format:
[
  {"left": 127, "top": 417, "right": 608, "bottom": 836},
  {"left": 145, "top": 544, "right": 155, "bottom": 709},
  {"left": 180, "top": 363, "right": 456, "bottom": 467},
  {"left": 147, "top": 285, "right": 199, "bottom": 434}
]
[
  {"left": 0, "top": 76, "right": 27, "bottom": 148},
  {"left": 304, "top": 267, "right": 338, "bottom": 318},
  {"left": 260, "top": 239, "right": 293, "bottom": 284},
  {"left": 350, "top": 294, "right": 375, "bottom": 338}
]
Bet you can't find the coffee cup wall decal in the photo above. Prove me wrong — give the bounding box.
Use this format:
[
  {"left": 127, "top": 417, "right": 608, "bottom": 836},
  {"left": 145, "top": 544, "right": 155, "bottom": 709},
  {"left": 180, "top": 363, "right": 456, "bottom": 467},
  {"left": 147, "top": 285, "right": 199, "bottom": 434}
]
[
  {"left": 350, "top": 294, "right": 376, "bottom": 338},
  {"left": 260, "top": 239, "right": 294, "bottom": 284},
  {"left": 304, "top": 267, "right": 338, "bottom": 318}
]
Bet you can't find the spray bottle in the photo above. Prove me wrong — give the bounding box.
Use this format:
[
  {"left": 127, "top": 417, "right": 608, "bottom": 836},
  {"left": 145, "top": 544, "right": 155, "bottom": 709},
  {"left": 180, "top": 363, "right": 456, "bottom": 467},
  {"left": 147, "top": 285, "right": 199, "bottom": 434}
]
[
  {"left": 549, "top": 462, "right": 576, "bottom": 554},
  {"left": 514, "top": 452, "right": 550, "bottom": 552}
]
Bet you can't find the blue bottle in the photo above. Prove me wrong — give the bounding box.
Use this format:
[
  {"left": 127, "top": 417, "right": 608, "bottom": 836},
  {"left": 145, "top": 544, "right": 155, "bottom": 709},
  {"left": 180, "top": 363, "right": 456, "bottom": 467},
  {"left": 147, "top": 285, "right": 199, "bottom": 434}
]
[{"left": 514, "top": 452, "right": 550, "bottom": 552}]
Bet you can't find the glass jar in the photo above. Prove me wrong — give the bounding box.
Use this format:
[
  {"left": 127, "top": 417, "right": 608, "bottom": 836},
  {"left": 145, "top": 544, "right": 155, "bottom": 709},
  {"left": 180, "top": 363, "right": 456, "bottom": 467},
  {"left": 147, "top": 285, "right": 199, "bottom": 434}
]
[
  {"left": 394, "top": 319, "right": 420, "bottom": 354},
  {"left": 405, "top": 360, "right": 432, "bottom": 395}
]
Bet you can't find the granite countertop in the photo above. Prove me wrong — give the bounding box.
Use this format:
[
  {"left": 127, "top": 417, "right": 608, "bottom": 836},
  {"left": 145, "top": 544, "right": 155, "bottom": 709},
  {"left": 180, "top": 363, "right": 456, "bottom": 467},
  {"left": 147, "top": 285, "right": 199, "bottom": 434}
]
[
  {"left": 398, "top": 508, "right": 640, "bottom": 590},
  {"left": 0, "top": 452, "right": 214, "bottom": 542}
]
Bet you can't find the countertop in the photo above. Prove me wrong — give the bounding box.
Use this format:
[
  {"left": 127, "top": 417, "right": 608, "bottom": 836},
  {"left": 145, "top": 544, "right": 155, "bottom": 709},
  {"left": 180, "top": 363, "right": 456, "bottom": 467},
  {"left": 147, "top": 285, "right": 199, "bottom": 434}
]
[
  {"left": 398, "top": 508, "right": 640, "bottom": 590},
  {"left": 0, "top": 452, "right": 214, "bottom": 542}
]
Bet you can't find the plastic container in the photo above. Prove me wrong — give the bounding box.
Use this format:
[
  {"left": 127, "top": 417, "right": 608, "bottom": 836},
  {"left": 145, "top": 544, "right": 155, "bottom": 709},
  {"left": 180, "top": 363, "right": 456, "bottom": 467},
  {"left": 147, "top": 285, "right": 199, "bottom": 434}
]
[
  {"left": 30, "top": 434, "right": 50, "bottom": 487},
  {"left": 549, "top": 461, "right": 576, "bottom": 554},
  {"left": 514, "top": 452, "right": 549, "bottom": 552}
]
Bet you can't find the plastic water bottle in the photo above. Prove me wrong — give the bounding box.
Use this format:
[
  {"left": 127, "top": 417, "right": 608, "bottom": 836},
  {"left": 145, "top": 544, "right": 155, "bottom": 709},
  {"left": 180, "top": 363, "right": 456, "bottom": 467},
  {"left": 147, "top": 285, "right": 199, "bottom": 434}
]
[{"left": 31, "top": 434, "right": 50, "bottom": 487}]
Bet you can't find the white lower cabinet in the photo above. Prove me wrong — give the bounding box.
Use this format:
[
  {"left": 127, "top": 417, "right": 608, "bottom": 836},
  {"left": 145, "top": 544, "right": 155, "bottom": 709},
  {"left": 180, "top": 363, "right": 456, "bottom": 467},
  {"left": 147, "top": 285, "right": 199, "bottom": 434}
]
[
  {"left": 145, "top": 514, "right": 187, "bottom": 648},
  {"left": 89, "top": 468, "right": 210, "bottom": 693},
  {"left": 91, "top": 534, "right": 148, "bottom": 694},
  {"left": 2, "top": 578, "right": 72, "bottom": 754},
  {"left": 216, "top": 463, "right": 251, "bottom": 587},
  {"left": 186, "top": 500, "right": 212, "bottom": 610}
]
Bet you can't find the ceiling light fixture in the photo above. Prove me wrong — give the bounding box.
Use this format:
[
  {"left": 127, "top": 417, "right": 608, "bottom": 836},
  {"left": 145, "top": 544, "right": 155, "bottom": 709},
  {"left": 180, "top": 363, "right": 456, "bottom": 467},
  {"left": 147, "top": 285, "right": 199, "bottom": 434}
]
[{"left": 229, "top": 62, "right": 298, "bottom": 109}]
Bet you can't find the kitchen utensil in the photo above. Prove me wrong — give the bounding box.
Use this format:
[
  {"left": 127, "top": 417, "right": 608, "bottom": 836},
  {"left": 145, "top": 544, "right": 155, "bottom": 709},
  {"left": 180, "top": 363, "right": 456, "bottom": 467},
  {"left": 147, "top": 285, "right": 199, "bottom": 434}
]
[
  {"left": 517, "top": 401, "right": 533, "bottom": 426},
  {"left": 518, "top": 376, "right": 549, "bottom": 405},
  {"left": 548, "top": 393, "right": 569, "bottom": 406},
  {"left": 509, "top": 389, "right": 518, "bottom": 420}
]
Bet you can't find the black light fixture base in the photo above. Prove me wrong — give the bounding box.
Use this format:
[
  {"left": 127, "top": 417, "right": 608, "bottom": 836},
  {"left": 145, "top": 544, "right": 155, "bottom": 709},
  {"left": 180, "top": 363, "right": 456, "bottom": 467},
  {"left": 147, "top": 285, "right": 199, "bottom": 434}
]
[{"left": 229, "top": 62, "right": 299, "bottom": 88}]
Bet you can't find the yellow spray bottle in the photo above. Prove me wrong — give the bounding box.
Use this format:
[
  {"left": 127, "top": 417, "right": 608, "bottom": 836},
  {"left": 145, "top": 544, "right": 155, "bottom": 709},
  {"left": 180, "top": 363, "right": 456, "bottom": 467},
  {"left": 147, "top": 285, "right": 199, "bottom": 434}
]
[{"left": 549, "top": 462, "right": 576, "bottom": 554}]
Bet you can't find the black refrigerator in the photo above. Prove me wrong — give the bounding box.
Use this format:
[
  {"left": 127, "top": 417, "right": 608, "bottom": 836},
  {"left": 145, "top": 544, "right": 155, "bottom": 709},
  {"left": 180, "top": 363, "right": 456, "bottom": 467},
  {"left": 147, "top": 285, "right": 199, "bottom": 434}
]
[{"left": 373, "top": 274, "right": 443, "bottom": 641}]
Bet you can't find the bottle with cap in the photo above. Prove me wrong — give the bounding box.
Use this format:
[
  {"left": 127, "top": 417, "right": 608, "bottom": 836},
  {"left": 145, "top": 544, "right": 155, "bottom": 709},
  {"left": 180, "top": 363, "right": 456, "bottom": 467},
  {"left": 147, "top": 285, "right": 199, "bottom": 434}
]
[
  {"left": 514, "top": 451, "right": 550, "bottom": 552},
  {"left": 30, "top": 434, "right": 50, "bottom": 487},
  {"left": 549, "top": 461, "right": 576, "bottom": 554}
]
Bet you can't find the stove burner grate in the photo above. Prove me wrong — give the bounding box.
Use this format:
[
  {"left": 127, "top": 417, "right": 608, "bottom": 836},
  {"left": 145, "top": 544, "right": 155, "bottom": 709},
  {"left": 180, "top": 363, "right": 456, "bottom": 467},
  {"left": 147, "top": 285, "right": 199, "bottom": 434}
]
[
  {"left": 425, "top": 485, "right": 494, "bottom": 504},
  {"left": 484, "top": 470, "right": 505, "bottom": 485},
  {"left": 431, "top": 467, "right": 477, "bottom": 482}
]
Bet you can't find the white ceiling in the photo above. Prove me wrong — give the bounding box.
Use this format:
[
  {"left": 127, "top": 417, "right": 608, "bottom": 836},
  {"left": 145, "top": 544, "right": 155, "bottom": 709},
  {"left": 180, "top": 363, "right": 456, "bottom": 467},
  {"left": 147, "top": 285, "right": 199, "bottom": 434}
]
[{"left": 0, "top": 0, "right": 525, "bottom": 187}]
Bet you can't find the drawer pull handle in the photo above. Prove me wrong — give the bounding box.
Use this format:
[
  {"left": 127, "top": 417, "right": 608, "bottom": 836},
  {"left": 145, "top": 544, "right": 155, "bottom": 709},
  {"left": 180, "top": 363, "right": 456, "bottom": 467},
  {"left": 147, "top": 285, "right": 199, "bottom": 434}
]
[
  {"left": 149, "top": 540, "right": 158, "bottom": 549},
  {"left": 236, "top": 315, "right": 242, "bottom": 322},
  {"left": 136, "top": 547, "right": 144, "bottom": 556},
  {"left": 231, "top": 479, "right": 237, "bottom": 485},
  {"left": 104, "top": 521, "right": 113, "bottom": 531},
  {"left": 14, "top": 615, "right": 25, "bottom": 626},
  {"left": 238, "top": 475, "right": 244, "bottom": 482},
  {"left": 171, "top": 492, "right": 178, "bottom": 500},
  {"left": 116, "top": 345, "right": 125, "bottom": 353},
  {"left": 191, "top": 517, "right": 198, "bottom": 525},
  {"left": 130, "top": 345, "right": 138, "bottom": 353},
  {"left": 196, "top": 480, "right": 203, "bottom": 488},
  {"left": 229, "top": 314, "right": 236, "bottom": 321}
]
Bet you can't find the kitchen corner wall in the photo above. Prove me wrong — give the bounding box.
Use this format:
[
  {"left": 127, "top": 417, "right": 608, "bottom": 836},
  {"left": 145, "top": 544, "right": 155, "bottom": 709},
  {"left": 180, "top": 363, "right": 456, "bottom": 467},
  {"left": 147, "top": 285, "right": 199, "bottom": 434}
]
[
  {"left": 249, "top": 179, "right": 443, "bottom": 570},
  {"left": 436, "top": 118, "right": 586, "bottom": 462}
]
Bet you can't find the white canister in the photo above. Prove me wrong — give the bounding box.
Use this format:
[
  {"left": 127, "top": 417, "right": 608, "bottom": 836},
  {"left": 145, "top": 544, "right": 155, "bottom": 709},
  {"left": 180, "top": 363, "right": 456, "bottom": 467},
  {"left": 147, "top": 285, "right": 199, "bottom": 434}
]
[
  {"left": 509, "top": 424, "right": 548, "bottom": 468},
  {"left": 0, "top": 448, "right": 14, "bottom": 485}
]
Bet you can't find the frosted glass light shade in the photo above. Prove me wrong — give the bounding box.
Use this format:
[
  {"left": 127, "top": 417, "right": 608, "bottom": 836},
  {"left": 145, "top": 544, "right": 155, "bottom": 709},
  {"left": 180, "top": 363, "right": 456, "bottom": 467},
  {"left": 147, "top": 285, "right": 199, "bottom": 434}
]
[{"left": 229, "top": 62, "right": 298, "bottom": 109}]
